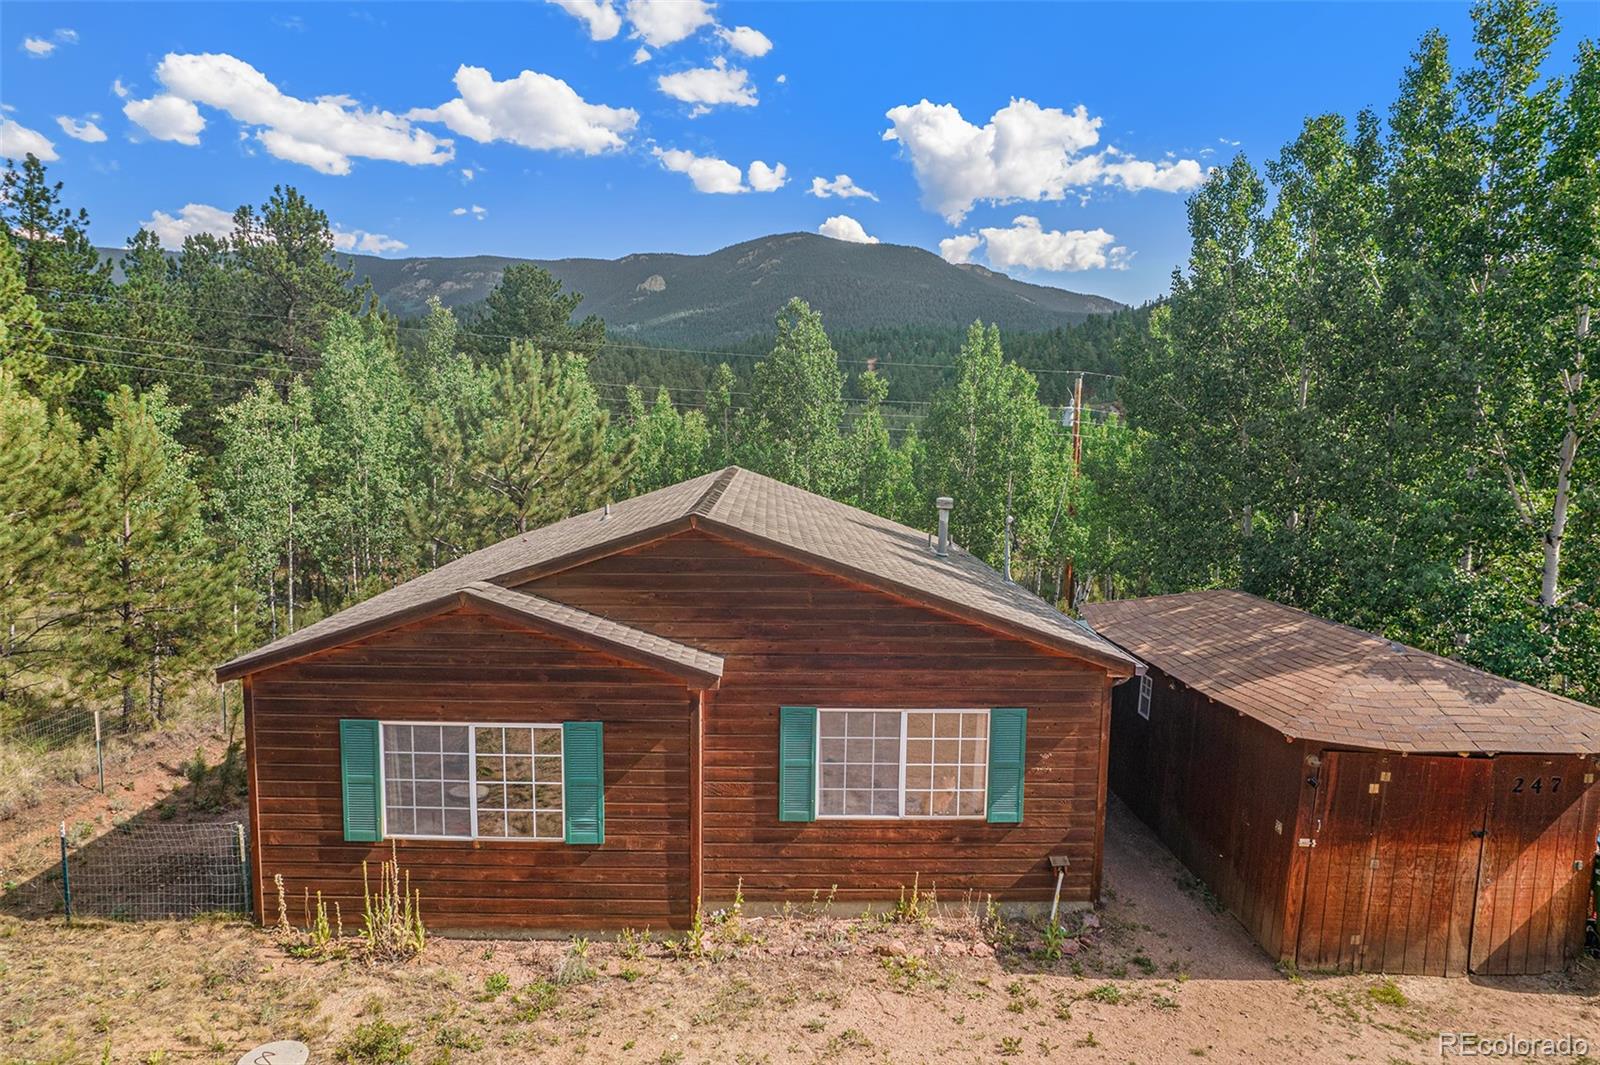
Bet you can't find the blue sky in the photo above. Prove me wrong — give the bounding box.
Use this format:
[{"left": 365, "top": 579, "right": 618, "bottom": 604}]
[{"left": 1, "top": 1, "right": 1591, "bottom": 305}]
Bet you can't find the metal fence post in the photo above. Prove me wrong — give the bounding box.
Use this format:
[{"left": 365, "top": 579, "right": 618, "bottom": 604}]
[
  {"left": 58, "top": 822, "right": 72, "bottom": 925},
  {"left": 237, "top": 822, "right": 251, "bottom": 915},
  {"left": 94, "top": 710, "right": 104, "bottom": 794}
]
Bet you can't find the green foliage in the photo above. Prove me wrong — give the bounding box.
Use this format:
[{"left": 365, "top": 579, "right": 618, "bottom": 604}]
[
  {"left": 736, "top": 298, "right": 848, "bottom": 494},
  {"left": 1110, "top": 0, "right": 1598, "bottom": 699},
  {"left": 78, "top": 386, "right": 242, "bottom": 722},
  {"left": 467, "top": 261, "right": 605, "bottom": 362},
  {"left": 336, "top": 1014, "right": 413, "bottom": 1064}
]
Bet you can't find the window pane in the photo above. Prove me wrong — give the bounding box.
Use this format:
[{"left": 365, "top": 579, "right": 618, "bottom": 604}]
[
  {"left": 903, "top": 711, "right": 988, "bottom": 819},
  {"left": 471, "top": 726, "right": 563, "bottom": 840},
  {"left": 383, "top": 724, "right": 470, "bottom": 837},
  {"left": 818, "top": 710, "right": 901, "bottom": 818}
]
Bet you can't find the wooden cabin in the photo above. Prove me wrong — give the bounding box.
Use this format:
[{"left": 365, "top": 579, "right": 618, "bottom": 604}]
[
  {"left": 1083, "top": 590, "right": 1600, "bottom": 976},
  {"left": 219, "top": 467, "right": 1136, "bottom": 932}
]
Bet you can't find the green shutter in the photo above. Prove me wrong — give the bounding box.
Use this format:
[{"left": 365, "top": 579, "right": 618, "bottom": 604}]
[
  {"left": 563, "top": 721, "right": 605, "bottom": 845},
  {"left": 778, "top": 706, "right": 817, "bottom": 822},
  {"left": 986, "top": 708, "right": 1027, "bottom": 824},
  {"left": 340, "top": 719, "right": 383, "bottom": 842}
]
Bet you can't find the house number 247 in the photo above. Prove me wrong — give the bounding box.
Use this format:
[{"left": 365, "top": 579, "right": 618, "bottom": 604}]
[{"left": 1510, "top": 776, "right": 1561, "bottom": 794}]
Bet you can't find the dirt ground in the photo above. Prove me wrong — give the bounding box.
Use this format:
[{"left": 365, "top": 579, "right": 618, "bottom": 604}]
[{"left": 3, "top": 795, "right": 1599, "bottom": 1064}]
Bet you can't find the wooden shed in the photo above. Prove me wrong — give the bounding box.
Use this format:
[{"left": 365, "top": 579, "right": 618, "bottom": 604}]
[
  {"left": 1083, "top": 590, "right": 1600, "bottom": 977},
  {"left": 219, "top": 467, "right": 1136, "bottom": 931}
]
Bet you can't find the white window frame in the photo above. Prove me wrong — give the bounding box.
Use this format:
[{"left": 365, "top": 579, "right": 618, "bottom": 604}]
[
  {"left": 814, "top": 708, "right": 990, "bottom": 821},
  {"left": 1137, "top": 675, "right": 1153, "bottom": 720},
  {"left": 378, "top": 721, "right": 565, "bottom": 842}
]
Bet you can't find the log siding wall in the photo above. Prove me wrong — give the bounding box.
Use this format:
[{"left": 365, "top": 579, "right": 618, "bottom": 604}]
[
  {"left": 248, "top": 609, "right": 694, "bottom": 931},
  {"left": 526, "top": 529, "right": 1110, "bottom": 906}
]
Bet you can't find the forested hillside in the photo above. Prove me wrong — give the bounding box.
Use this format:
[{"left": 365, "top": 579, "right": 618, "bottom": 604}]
[{"left": 1, "top": 0, "right": 1594, "bottom": 743}]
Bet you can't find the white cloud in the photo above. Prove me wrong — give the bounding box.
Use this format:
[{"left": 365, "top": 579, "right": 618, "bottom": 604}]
[
  {"left": 1101, "top": 156, "right": 1206, "bottom": 192},
  {"left": 0, "top": 117, "right": 57, "bottom": 160},
  {"left": 547, "top": 0, "right": 622, "bottom": 40},
  {"left": 775, "top": 73, "right": 787, "bottom": 84},
  {"left": 136, "top": 52, "right": 453, "bottom": 173},
  {"left": 112, "top": 78, "right": 131, "bottom": 99},
  {"left": 460, "top": 167, "right": 475, "bottom": 181},
  {"left": 657, "top": 57, "right": 756, "bottom": 111},
  {"left": 632, "top": 46, "right": 653, "bottom": 64},
  {"left": 653, "top": 146, "right": 745, "bottom": 194},
  {"left": 452, "top": 204, "right": 488, "bottom": 220},
  {"left": 625, "top": 0, "right": 716, "bottom": 47},
  {"left": 55, "top": 29, "right": 79, "bottom": 44},
  {"left": 746, "top": 160, "right": 787, "bottom": 192},
  {"left": 818, "top": 215, "right": 878, "bottom": 244},
  {"left": 56, "top": 115, "right": 106, "bottom": 142},
  {"left": 969, "top": 215, "right": 1128, "bottom": 272},
  {"left": 807, "top": 173, "right": 876, "bottom": 201},
  {"left": 413, "top": 64, "right": 637, "bottom": 155},
  {"left": 938, "top": 233, "right": 982, "bottom": 264},
  {"left": 123, "top": 94, "right": 206, "bottom": 146},
  {"left": 139, "top": 202, "right": 235, "bottom": 247},
  {"left": 883, "top": 96, "right": 1206, "bottom": 222},
  {"left": 332, "top": 227, "right": 408, "bottom": 254},
  {"left": 22, "top": 37, "right": 55, "bottom": 57},
  {"left": 718, "top": 25, "right": 772, "bottom": 57}
]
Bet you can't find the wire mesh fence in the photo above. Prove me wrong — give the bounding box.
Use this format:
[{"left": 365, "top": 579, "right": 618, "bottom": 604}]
[{"left": 4, "top": 819, "right": 251, "bottom": 921}]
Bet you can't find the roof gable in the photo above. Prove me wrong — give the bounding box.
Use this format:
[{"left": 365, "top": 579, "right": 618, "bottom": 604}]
[
  {"left": 217, "top": 582, "right": 723, "bottom": 688},
  {"left": 1082, "top": 590, "right": 1600, "bottom": 754}
]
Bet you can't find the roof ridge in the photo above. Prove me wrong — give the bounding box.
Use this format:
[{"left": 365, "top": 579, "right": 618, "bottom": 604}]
[{"left": 691, "top": 465, "right": 740, "bottom": 517}]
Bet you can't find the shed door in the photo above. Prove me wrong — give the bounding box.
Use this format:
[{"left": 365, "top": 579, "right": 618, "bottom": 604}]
[
  {"left": 1470, "top": 756, "right": 1600, "bottom": 975},
  {"left": 1295, "top": 752, "right": 1491, "bottom": 976}
]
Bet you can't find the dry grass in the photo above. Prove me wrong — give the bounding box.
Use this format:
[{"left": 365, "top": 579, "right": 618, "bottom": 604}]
[{"left": 3, "top": 895, "right": 1597, "bottom": 1065}]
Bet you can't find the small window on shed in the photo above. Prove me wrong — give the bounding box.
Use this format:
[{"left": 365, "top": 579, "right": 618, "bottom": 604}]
[{"left": 1137, "top": 675, "right": 1152, "bottom": 720}]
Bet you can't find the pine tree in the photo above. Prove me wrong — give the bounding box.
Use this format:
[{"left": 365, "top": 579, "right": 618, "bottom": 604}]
[
  {"left": 844, "top": 369, "right": 916, "bottom": 523},
  {"left": 470, "top": 263, "right": 605, "bottom": 362},
  {"left": 81, "top": 387, "right": 236, "bottom": 722},
  {"left": 0, "top": 231, "right": 75, "bottom": 403},
  {"left": 427, "top": 343, "right": 632, "bottom": 547},
  {"left": 0, "top": 370, "right": 89, "bottom": 709}
]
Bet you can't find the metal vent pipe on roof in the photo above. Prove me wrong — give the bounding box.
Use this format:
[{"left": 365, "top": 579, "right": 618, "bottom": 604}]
[{"left": 935, "top": 496, "right": 953, "bottom": 557}]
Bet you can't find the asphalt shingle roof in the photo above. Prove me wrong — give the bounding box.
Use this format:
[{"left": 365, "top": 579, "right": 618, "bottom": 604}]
[
  {"left": 218, "top": 467, "right": 1134, "bottom": 680},
  {"left": 1082, "top": 589, "right": 1600, "bottom": 754}
]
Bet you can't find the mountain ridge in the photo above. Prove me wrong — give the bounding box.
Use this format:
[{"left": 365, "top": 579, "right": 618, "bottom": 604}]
[{"left": 98, "top": 231, "right": 1123, "bottom": 348}]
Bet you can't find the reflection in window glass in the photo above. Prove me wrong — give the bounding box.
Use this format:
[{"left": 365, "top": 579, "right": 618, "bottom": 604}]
[
  {"left": 474, "top": 726, "right": 564, "bottom": 839},
  {"left": 382, "top": 724, "right": 472, "bottom": 837},
  {"left": 817, "top": 710, "right": 902, "bottom": 817}
]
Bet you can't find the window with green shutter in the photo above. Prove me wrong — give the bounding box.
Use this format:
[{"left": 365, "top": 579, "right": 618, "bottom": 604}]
[
  {"left": 778, "top": 706, "right": 817, "bottom": 822},
  {"left": 340, "top": 719, "right": 383, "bottom": 842},
  {"left": 562, "top": 721, "right": 605, "bottom": 845},
  {"left": 985, "top": 708, "right": 1027, "bottom": 824}
]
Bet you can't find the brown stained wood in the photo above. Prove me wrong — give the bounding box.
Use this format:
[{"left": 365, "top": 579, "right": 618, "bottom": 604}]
[
  {"left": 1471, "top": 755, "right": 1600, "bottom": 975},
  {"left": 689, "top": 689, "right": 706, "bottom": 910},
  {"left": 526, "top": 529, "right": 1107, "bottom": 905},
  {"left": 244, "top": 676, "right": 265, "bottom": 925},
  {"left": 1108, "top": 667, "right": 1302, "bottom": 961},
  {"left": 247, "top": 526, "right": 1115, "bottom": 930}
]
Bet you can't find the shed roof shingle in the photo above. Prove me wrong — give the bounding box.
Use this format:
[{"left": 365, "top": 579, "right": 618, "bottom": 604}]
[
  {"left": 1082, "top": 590, "right": 1600, "bottom": 754},
  {"left": 219, "top": 467, "right": 1133, "bottom": 679}
]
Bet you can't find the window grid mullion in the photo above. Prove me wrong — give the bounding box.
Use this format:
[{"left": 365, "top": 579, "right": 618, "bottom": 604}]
[
  {"left": 897, "top": 710, "right": 908, "bottom": 818},
  {"left": 467, "top": 724, "right": 479, "bottom": 840}
]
